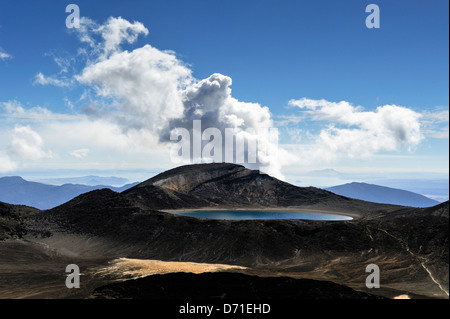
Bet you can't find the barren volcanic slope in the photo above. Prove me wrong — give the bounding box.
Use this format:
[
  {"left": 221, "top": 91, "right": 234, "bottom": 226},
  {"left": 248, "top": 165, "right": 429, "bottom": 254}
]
[
  {"left": 0, "top": 163, "right": 448, "bottom": 299},
  {"left": 0, "top": 202, "right": 39, "bottom": 240},
  {"left": 123, "top": 163, "right": 398, "bottom": 214}
]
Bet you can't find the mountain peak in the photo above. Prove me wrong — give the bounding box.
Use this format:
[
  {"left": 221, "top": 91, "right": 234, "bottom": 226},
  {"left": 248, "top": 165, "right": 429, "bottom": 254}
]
[
  {"left": 0, "top": 176, "right": 26, "bottom": 182},
  {"left": 136, "top": 163, "right": 250, "bottom": 193},
  {"left": 326, "top": 182, "right": 440, "bottom": 207},
  {"left": 121, "top": 163, "right": 359, "bottom": 210}
]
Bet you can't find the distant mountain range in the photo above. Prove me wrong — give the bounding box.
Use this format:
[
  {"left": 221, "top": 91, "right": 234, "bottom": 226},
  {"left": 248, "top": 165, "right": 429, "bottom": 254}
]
[
  {"left": 34, "top": 175, "right": 130, "bottom": 187},
  {"left": 294, "top": 169, "right": 449, "bottom": 203},
  {"left": 0, "top": 176, "right": 138, "bottom": 209},
  {"left": 0, "top": 170, "right": 441, "bottom": 210},
  {"left": 326, "top": 182, "right": 440, "bottom": 208}
]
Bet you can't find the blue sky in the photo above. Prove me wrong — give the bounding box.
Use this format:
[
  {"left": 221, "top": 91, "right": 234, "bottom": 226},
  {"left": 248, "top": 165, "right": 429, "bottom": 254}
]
[
  {"left": 1, "top": 0, "right": 448, "bottom": 108},
  {"left": 0, "top": 0, "right": 448, "bottom": 191}
]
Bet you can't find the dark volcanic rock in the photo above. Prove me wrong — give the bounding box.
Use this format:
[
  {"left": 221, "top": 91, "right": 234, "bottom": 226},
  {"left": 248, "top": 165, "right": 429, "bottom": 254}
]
[
  {"left": 126, "top": 162, "right": 339, "bottom": 208},
  {"left": 2, "top": 163, "right": 448, "bottom": 299},
  {"left": 27, "top": 186, "right": 449, "bottom": 274},
  {"left": 123, "top": 163, "right": 397, "bottom": 213},
  {"left": 0, "top": 202, "right": 38, "bottom": 240},
  {"left": 124, "top": 184, "right": 211, "bottom": 210},
  {"left": 91, "top": 272, "right": 385, "bottom": 299},
  {"left": 24, "top": 165, "right": 449, "bottom": 271}
]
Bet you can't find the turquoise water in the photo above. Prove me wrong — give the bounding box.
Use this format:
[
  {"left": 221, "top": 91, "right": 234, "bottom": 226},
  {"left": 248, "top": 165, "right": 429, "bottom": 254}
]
[{"left": 170, "top": 210, "right": 353, "bottom": 221}]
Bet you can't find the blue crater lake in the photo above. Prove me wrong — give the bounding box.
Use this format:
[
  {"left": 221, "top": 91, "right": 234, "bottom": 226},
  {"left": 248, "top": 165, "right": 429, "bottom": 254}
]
[{"left": 170, "top": 210, "right": 353, "bottom": 221}]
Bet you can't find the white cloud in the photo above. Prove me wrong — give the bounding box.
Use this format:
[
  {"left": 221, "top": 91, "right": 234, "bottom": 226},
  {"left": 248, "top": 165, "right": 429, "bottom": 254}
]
[
  {"left": 69, "top": 148, "right": 90, "bottom": 158},
  {"left": 74, "top": 17, "right": 98, "bottom": 48},
  {"left": 8, "top": 125, "right": 53, "bottom": 161},
  {"left": 72, "top": 18, "right": 293, "bottom": 179},
  {"left": 289, "top": 98, "right": 424, "bottom": 160},
  {"left": 98, "top": 17, "right": 149, "bottom": 59},
  {"left": 42, "top": 52, "right": 76, "bottom": 74},
  {"left": 0, "top": 152, "right": 18, "bottom": 173},
  {"left": 0, "top": 48, "right": 12, "bottom": 60},
  {"left": 33, "top": 52, "right": 76, "bottom": 88},
  {"left": 34, "top": 72, "right": 71, "bottom": 87},
  {"left": 76, "top": 44, "right": 192, "bottom": 132},
  {"left": 1, "top": 100, "right": 80, "bottom": 121},
  {"left": 74, "top": 16, "right": 149, "bottom": 60},
  {"left": 420, "top": 109, "right": 449, "bottom": 139},
  {"left": 274, "top": 114, "right": 304, "bottom": 127},
  {"left": 421, "top": 110, "right": 449, "bottom": 124},
  {"left": 42, "top": 119, "right": 142, "bottom": 151},
  {"left": 64, "top": 97, "right": 75, "bottom": 111},
  {"left": 0, "top": 104, "right": 56, "bottom": 172},
  {"left": 52, "top": 56, "right": 72, "bottom": 74},
  {"left": 163, "top": 73, "right": 297, "bottom": 178},
  {"left": 422, "top": 128, "right": 449, "bottom": 139},
  {"left": 6, "top": 16, "right": 435, "bottom": 178},
  {"left": 0, "top": 102, "right": 170, "bottom": 172}
]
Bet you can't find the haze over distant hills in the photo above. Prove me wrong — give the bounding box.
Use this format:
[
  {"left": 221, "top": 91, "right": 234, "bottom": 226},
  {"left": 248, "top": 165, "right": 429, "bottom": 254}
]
[
  {"left": 1, "top": 170, "right": 443, "bottom": 210},
  {"left": 294, "top": 168, "right": 449, "bottom": 202},
  {"left": 0, "top": 176, "right": 138, "bottom": 210},
  {"left": 34, "top": 175, "right": 130, "bottom": 187},
  {"left": 326, "top": 182, "right": 441, "bottom": 208}
]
